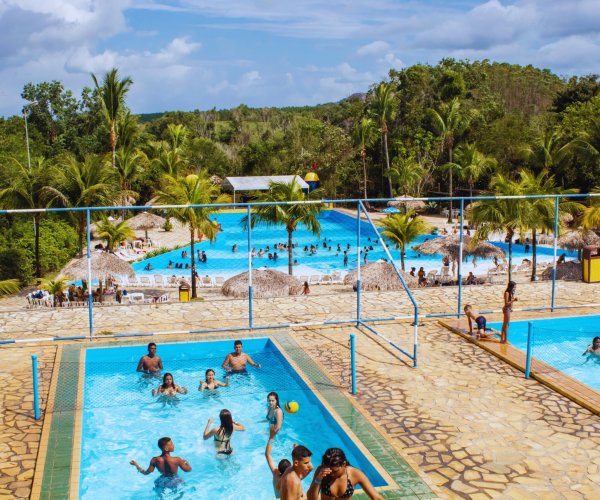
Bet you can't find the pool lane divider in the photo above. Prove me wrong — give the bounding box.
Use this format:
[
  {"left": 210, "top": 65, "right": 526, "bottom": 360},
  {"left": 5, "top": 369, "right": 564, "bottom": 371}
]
[{"left": 439, "top": 319, "right": 600, "bottom": 417}]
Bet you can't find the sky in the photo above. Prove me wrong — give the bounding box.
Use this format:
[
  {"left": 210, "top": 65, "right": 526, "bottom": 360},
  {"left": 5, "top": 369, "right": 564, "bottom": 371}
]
[{"left": 0, "top": 0, "right": 599, "bottom": 117}]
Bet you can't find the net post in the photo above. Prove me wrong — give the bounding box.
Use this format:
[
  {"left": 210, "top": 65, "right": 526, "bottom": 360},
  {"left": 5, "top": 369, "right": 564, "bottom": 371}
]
[
  {"left": 551, "top": 196, "right": 559, "bottom": 312},
  {"left": 86, "top": 208, "right": 93, "bottom": 339},
  {"left": 525, "top": 322, "right": 533, "bottom": 379},
  {"left": 32, "top": 355, "right": 40, "bottom": 420},
  {"left": 247, "top": 205, "right": 253, "bottom": 329},
  {"left": 356, "top": 201, "right": 361, "bottom": 326},
  {"left": 457, "top": 198, "right": 464, "bottom": 318},
  {"left": 350, "top": 333, "right": 356, "bottom": 395}
]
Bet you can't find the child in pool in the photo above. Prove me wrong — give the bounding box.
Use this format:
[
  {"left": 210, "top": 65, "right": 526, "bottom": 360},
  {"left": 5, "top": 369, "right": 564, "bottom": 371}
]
[{"left": 152, "top": 373, "right": 188, "bottom": 397}]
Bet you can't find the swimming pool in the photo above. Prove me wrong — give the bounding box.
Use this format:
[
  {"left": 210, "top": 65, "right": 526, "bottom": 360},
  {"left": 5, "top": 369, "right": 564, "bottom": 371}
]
[
  {"left": 79, "top": 338, "right": 387, "bottom": 499},
  {"left": 132, "top": 210, "right": 568, "bottom": 278},
  {"left": 489, "top": 314, "right": 600, "bottom": 392}
]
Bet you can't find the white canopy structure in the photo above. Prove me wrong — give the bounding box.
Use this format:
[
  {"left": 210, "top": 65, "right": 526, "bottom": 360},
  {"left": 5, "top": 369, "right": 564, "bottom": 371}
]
[{"left": 222, "top": 175, "right": 310, "bottom": 203}]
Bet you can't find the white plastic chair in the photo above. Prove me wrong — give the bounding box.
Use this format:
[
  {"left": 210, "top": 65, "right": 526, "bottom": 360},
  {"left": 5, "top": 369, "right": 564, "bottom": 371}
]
[
  {"left": 153, "top": 274, "right": 165, "bottom": 286},
  {"left": 215, "top": 276, "right": 225, "bottom": 286},
  {"left": 309, "top": 275, "right": 322, "bottom": 285},
  {"left": 140, "top": 276, "right": 153, "bottom": 287}
]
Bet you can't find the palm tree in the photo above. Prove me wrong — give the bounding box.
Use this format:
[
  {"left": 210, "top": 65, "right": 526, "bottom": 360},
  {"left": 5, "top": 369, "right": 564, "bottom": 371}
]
[
  {"left": 521, "top": 127, "right": 574, "bottom": 174},
  {"left": 151, "top": 124, "right": 190, "bottom": 177},
  {"left": 378, "top": 211, "right": 430, "bottom": 271},
  {"left": 353, "top": 117, "right": 377, "bottom": 198},
  {"left": 245, "top": 177, "right": 323, "bottom": 275},
  {"left": 429, "top": 97, "right": 475, "bottom": 222},
  {"left": 157, "top": 173, "right": 230, "bottom": 298},
  {"left": 0, "top": 279, "right": 20, "bottom": 297},
  {"left": 369, "top": 83, "right": 397, "bottom": 197},
  {"left": 38, "top": 277, "right": 70, "bottom": 307},
  {"left": 45, "top": 154, "right": 114, "bottom": 256},
  {"left": 95, "top": 216, "right": 135, "bottom": 252},
  {"left": 582, "top": 187, "right": 600, "bottom": 230},
  {"left": 91, "top": 68, "right": 133, "bottom": 168},
  {"left": 452, "top": 143, "right": 497, "bottom": 198},
  {"left": 0, "top": 157, "right": 52, "bottom": 278},
  {"left": 114, "top": 146, "right": 146, "bottom": 216}
]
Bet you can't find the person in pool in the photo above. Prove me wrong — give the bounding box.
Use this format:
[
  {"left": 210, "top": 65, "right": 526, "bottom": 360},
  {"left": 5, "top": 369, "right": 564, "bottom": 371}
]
[
  {"left": 130, "top": 437, "right": 191, "bottom": 494},
  {"left": 583, "top": 336, "right": 600, "bottom": 357},
  {"left": 137, "top": 342, "right": 163, "bottom": 374},
  {"left": 203, "top": 409, "right": 245, "bottom": 457},
  {"left": 265, "top": 427, "right": 292, "bottom": 498},
  {"left": 266, "top": 391, "right": 284, "bottom": 435},
  {"left": 307, "top": 447, "right": 382, "bottom": 500},
  {"left": 222, "top": 340, "right": 261, "bottom": 373},
  {"left": 152, "top": 373, "right": 188, "bottom": 397},
  {"left": 279, "top": 445, "right": 314, "bottom": 500},
  {"left": 463, "top": 305, "right": 497, "bottom": 340},
  {"left": 199, "top": 369, "right": 229, "bottom": 390}
]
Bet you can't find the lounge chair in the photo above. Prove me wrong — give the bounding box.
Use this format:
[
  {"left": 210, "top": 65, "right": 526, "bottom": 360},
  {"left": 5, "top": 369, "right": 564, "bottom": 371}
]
[
  {"left": 155, "top": 293, "right": 169, "bottom": 303},
  {"left": 140, "top": 275, "right": 153, "bottom": 287},
  {"left": 309, "top": 274, "right": 321, "bottom": 285},
  {"left": 439, "top": 267, "right": 452, "bottom": 284},
  {"left": 153, "top": 274, "right": 165, "bottom": 286},
  {"left": 215, "top": 276, "right": 225, "bottom": 287},
  {"left": 426, "top": 270, "right": 438, "bottom": 285},
  {"left": 201, "top": 275, "right": 214, "bottom": 287},
  {"left": 331, "top": 271, "right": 343, "bottom": 284},
  {"left": 321, "top": 275, "right": 333, "bottom": 285},
  {"left": 298, "top": 275, "right": 309, "bottom": 284}
]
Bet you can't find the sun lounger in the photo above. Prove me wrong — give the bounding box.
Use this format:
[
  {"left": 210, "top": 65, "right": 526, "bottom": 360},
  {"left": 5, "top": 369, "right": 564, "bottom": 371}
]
[
  {"left": 439, "top": 267, "right": 452, "bottom": 284},
  {"left": 426, "top": 270, "right": 439, "bottom": 285},
  {"left": 201, "top": 276, "right": 214, "bottom": 287},
  {"left": 309, "top": 274, "right": 322, "bottom": 285},
  {"left": 321, "top": 275, "right": 333, "bottom": 285},
  {"left": 140, "top": 275, "right": 153, "bottom": 287},
  {"left": 155, "top": 293, "right": 169, "bottom": 303},
  {"left": 215, "top": 276, "right": 225, "bottom": 287},
  {"left": 298, "top": 275, "right": 309, "bottom": 284},
  {"left": 153, "top": 274, "right": 165, "bottom": 286},
  {"left": 331, "top": 271, "right": 343, "bottom": 284}
]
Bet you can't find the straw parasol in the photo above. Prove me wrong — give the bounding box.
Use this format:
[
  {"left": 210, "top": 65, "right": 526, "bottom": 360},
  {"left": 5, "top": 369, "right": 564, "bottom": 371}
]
[
  {"left": 414, "top": 234, "right": 505, "bottom": 260},
  {"left": 541, "top": 261, "right": 581, "bottom": 281},
  {"left": 558, "top": 230, "right": 600, "bottom": 252},
  {"left": 343, "top": 261, "right": 418, "bottom": 291},
  {"left": 61, "top": 252, "right": 136, "bottom": 279},
  {"left": 388, "top": 195, "right": 426, "bottom": 211},
  {"left": 126, "top": 212, "right": 166, "bottom": 241},
  {"left": 221, "top": 269, "right": 303, "bottom": 298}
]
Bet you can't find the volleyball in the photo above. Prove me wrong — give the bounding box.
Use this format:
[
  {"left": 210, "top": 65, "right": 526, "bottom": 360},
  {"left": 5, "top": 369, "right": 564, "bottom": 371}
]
[{"left": 284, "top": 401, "right": 299, "bottom": 414}]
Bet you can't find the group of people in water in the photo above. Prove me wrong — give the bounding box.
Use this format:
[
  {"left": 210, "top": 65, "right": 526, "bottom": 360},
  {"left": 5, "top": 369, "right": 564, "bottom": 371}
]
[{"left": 131, "top": 341, "right": 381, "bottom": 498}]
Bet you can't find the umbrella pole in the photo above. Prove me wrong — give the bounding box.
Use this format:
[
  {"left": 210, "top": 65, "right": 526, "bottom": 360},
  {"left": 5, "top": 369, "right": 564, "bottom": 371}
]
[{"left": 86, "top": 209, "right": 94, "bottom": 339}]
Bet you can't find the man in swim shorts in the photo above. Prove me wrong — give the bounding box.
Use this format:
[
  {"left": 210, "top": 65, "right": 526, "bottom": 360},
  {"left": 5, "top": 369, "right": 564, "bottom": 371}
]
[
  {"left": 130, "top": 437, "right": 191, "bottom": 493},
  {"left": 279, "top": 444, "right": 313, "bottom": 499},
  {"left": 137, "top": 342, "right": 163, "bottom": 374},
  {"left": 222, "top": 340, "right": 261, "bottom": 373},
  {"left": 464, "top": 305, "right": 496, "bottom": 340}
]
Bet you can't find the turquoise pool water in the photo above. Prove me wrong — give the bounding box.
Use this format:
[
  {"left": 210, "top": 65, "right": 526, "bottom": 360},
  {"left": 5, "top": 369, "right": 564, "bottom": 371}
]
[
  {"left": 489, "top": 314, "right": 600, "bottom": 392},
  {"left": 132, "top": 210, "right": 570, "bottom": 278},
  {"left": 80, "top": 339, "right": 386, "bottom": 499}
]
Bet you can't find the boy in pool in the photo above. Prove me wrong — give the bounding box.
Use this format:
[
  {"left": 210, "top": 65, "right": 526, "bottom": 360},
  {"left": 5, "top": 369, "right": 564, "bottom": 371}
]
[
  {"left": 265, "top": 427, "right": 292, "bottom": 498},
  {"left": 464, "top": 305, "right": 497, "bottom": 340},
  {"left": 136, "top": 342, "right": 163, "bottom": 374},
  {"left": 130, "top": 437, "right": 191, "bottom": 493},
  {"left": 222, "top": 340, "right": 261, "bottom": 373}
]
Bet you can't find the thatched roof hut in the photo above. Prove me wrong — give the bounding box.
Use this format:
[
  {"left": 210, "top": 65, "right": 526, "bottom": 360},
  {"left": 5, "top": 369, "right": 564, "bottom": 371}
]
[
  {"left": 61, "top": 252, "right": 136, "bottom": 279},
  {"left": 414, "top": 234, "right": 505, "bottom": 260},
  {"left": 387, "top": 195, "right": 426, "bottom": 211},
  {"left": 343, "top": 261, "right": 418, "bottom": 291},
  {"left": 221, "top": 269, "right": 303, "bottom": 298},
  {"left": 558, "top": 230, "right": 600, "bottom": 252},
  {"left": 541, "top": 261, "right": 581, "bottom": 281},
  {"left": 127, "top": 212, "right": 165, "bottom": 231}
]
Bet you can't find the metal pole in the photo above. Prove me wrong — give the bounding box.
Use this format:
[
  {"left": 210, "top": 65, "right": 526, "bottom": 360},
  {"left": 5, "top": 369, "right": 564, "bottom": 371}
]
[
  {"left": 356, "top": 201, "right": 361, "bottom": 325},
  {"left": 86, "top": 209, "right": 93, "bottom": 339},
  {"left": 525, "top": 322, "right": 533, "bottom": 379},
  {"left": 32, "top": 355, "right": 40, "bottom": 420},
  {"left": 551, "top": 196, "right": 559, "bottom": 311},
  {"left": 247, "top": 206, "right": 253, "bottom": 329},
  {"left": 350, "top": 333, "right": 356, "bottom": 395},
  {"left": 457, "top": 198, "right": 464, "bottom": 317}
]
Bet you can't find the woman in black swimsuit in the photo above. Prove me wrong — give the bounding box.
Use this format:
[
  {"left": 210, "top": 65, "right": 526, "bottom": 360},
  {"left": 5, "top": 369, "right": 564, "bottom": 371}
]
[
  {"left": 307, "top": 448, "right": 382, "bottom": 499},
  {"left": 501, "top": 281, "right": 518, "bottom": 344},
  {"left": 203, "top": 409, "right": 245, "bottom": 457}
]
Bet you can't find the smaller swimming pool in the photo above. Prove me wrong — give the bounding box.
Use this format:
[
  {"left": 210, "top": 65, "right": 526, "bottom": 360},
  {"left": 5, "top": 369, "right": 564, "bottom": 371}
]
[{"left": 489, "top": 314, "right": 600, "bottom": 392}]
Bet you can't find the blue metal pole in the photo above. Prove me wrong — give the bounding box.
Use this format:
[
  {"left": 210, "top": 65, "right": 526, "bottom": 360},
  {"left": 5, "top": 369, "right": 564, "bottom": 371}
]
[
  {"left": 86, "top": 209, "right": 93, "bottom": 339},
  {"left": 551, "top": 196, "right": 559, "bottom": 311},
  {"left": 350, "top": 333, "right": 356, "bottom": 395},
  {"left": 32, "top": 355, "right": 40, "bottom": 420},
  {"left": 356, "top": 201, "right": 361, "bottom": 326},
  {"left": 247, "top": 206, "right": 253, "bottom": 329},
  {"left": 525, "top": 322, "right": 533, "bottom": 379},
  {"left": 457, "top": 198, "right": 464, "bottom": 317}
]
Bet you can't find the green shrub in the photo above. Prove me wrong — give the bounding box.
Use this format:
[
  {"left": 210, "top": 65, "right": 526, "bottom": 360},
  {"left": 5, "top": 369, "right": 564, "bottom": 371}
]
[{"left": 163, "top": 218, "right": 173, "bottom": 232}]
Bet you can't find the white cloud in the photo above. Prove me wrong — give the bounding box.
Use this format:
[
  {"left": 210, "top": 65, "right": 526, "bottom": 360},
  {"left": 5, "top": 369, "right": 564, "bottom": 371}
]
[{"left": 357, "top": 40, "right": 390, "bottom": 57}]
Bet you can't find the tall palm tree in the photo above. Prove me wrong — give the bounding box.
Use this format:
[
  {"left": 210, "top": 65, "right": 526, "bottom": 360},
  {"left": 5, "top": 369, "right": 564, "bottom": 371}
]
[
  {"left": 582, "top": 187, "right": 600, "bottom": 230},
  {"left": 429, "top": 97, "right": 475, "bottom": 222},
  {"left": 157, "top": 173, "right": 230, "bottom": 298},
  {"left": 0, "top": 279, "right": 20, "bottom": 297},
  {"left": 387, "top": 155, "right": 425, "bottom": 197},
  {"left": 378, "top": 211, "right": 430, "bottom": 271},
  {"left": 91, "top": 68, "right": 133, "bottom": 168},
  {"left": 245, "top": 177, "right": 323, "bottom": 275},
  {"left": 521, "top": 127, "right": 574, "bottom": 174},
  {"left": 0, "top": 157, "right": 52, "bottom": 277},
  {"left": 95, "top": 216, "right": 135, "bottom": 252},
  {"left": 150, "top": 124, "right": 190, "bottom": 178},
  {"left": 45, "top": 154, "right": 115, "bottom": 256},
  {"left": 353, "top": 117, "right": 377, "bottom": 199},
  {"left": 114, "top": 146, "right": 146, "bottom": 215},
  {"left": 452, "top": 143, "right": 497, "bottom": 198},
  {"left": 369, "top": 83, "right": 397, "bottom": 197}
]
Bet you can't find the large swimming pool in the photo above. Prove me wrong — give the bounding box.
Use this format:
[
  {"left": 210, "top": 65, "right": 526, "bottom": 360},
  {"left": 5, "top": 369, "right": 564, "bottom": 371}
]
[
  {"left": 132, "top": 210, "right": 568, "bottom": 278},
  {"left": 489, "top": 314, "right": 600, "bottom": 392},
  {"left": 80, "top": 338, "right": 387, "bottom": 499}
]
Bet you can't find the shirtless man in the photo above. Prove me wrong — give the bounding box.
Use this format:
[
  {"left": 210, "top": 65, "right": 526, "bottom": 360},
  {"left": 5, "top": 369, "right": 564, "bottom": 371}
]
[
  {"left": 130, "top": 437, "right": 191, "bottom": 492},
  {"left": 136, "top": 343, "right": 163, "bottom": 374},
  {"left": 222, "top": 340, "right": 261, "bottom": 373},
  {"left": 279, "top": 445, "right": 313, "bottom": 500},
  {"left": 464, "top": 305, "right": 497, "bottom": 340}
]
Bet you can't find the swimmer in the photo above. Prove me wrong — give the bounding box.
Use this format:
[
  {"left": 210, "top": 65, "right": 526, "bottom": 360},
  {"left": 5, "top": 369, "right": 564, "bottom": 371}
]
[
  {"left": 279, "top": 445, "right": 314, "bottom": 499},
  {"left": 152, "top": 372, "right": 188, "bottom": 397},
  {"left": 266, "top": 391, "right": 284, "bottom": 435},
  {"left": 222, "top": 340, "right": 261, "bottom": 372},
  {"left": 199, "top": 369, "right": 229, "bottom": 391},
  {"left": 137, "top": 342, "right": 163, "bottom": 374},
  {"left": 463, "top": 305, "right": 497, "bottom": 340},
  {"left": 130, "top": 437, "right": 191, "bottom": 494},
  {"left": 203, "top": 409, "right": 245, "bottom": 457},
  {"left": 265, "top": 427, "right": 291, "bottom": 498},
  {"left": 583, "top": 336, "right": 600, "bottom": 357}
]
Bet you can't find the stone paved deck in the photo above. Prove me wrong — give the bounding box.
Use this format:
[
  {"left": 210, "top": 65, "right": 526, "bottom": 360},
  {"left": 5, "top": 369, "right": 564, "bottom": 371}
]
[{"left": 1, "top": 283, "right": 600, "bottom": 498}]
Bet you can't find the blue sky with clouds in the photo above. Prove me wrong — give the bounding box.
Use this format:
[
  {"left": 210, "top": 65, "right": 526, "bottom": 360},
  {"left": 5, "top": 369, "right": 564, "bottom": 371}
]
[{"left": 0, "top": 0, "right": 599, "bottom": 117}]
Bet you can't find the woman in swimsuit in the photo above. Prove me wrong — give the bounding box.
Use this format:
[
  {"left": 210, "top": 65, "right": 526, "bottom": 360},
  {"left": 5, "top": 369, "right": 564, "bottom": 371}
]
[
  {"left": 583, "top": 336, "right": 600, "bottom": 360},
  {"left": 266, "top": 391, "right": 284, "bottom": 435},
  {"left": 152, "top": 373, "right": 188, "bottom": 397},
  {"left": 203, "top": 409, "right": 245, "bottom": 457},
  {"left": 308, "top": 448, "right": 382, "bottom": 499},
  {"left": 199, "top": 369, "right": 229, "bottom": 391},
  {"left": 501, "top": 280, "right": 517, "bottom": 344}
]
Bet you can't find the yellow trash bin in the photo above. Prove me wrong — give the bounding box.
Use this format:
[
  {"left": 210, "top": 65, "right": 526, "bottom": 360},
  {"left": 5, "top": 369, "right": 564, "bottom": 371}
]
[
  {"left": 178, "top": 283, "right": 191, "bottom": 302},
  {"left": 582, "top": 246, "right": 600, "bottom": 283}
]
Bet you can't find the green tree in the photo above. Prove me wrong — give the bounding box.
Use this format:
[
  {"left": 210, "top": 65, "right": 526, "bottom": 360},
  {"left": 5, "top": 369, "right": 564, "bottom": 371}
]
[
  {"left": 451, "top": 143, "right": 496, "bottom": 198},
  {"left": 582, "top": 187, "right": 600, "bottom": 230},
  {"left": 369, "top": 82, "right": 397, "bottom": 197},
  {"left": 0, "top": 279, "right": 19, "bottom": 297},
  {"left": 244, "top": 177, "right": 323, "bottom": 275},
  {"left": 38, "top": 277, "right": 70, "bottom": 307},
  {"left": 114, "top": 146, "right": 146, "bottom": 212},
  {"left": 387, "top": 154, "right": 425, "bottom": 197},
  {"left": 157, "top": 173, "right": 230, "bottom": 298},
  {"left": 378, "top": 211, "right": 430, "bottom": 271},
  {"left": 91, "top": 68, "right": 133, "bottom": 168},
  {"left": 353, "top": 117, "right": 377, "bottom": 198},
  {"left": 95, "top": 216, "right": 135, "bottom": 252}
]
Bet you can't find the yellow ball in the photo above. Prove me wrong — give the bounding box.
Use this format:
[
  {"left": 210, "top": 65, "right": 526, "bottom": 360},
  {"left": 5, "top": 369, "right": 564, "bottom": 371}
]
[{"left": 284, "top": 401, "right": 299, "bottom": 414}]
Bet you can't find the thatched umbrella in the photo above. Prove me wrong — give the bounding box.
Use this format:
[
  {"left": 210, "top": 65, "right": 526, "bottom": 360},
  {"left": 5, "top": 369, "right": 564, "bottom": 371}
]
[
  {"left": 343, "top": 261, "right": 418, "bottom": 291},
  {"left": 558, "top": 230, "right": 600, "bottom": 252},
  {"left": 388, "top": 195, "right": 426, "bottom": 212},
  {"left": 221, "top": 269, "right": 303, "bottom": 298},
  {"left": 541, "top": 261, "right": 581, "bottom": 281},
  {"left": 414, "top": 234, "right": 505, "bottom": 260},
  {"left": 127, "top": 212, "right": 166, "bottom": 241}
]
